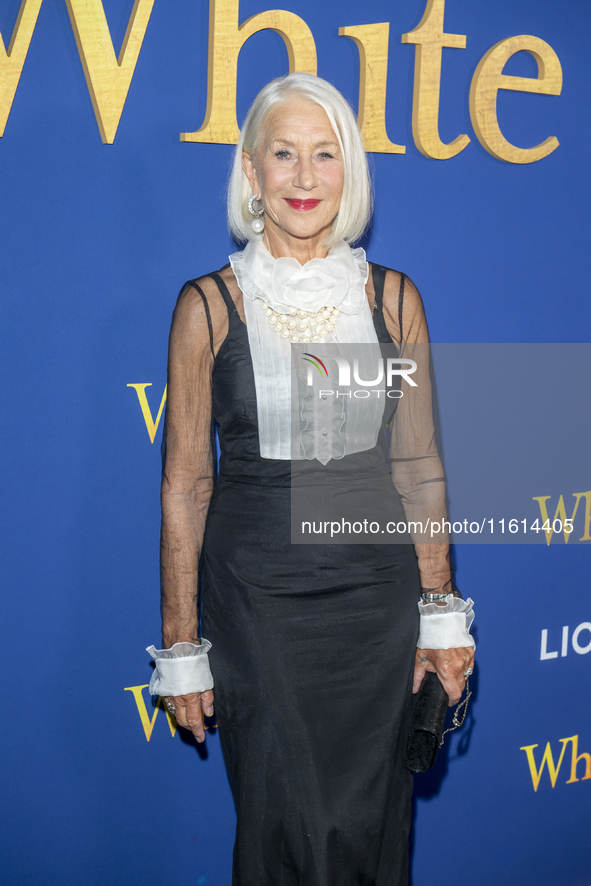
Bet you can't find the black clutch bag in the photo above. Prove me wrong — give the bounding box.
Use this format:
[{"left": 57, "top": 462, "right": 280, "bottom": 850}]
[
  {"left": 405, "top": 672, "right": 449, "bottom": 773},
  {"left": 405, "top": 672, "right": 472, "bottom": 773}
]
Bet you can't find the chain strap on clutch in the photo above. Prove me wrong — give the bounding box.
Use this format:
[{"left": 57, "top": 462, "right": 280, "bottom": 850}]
[{"left": 439, "top": 678, "right": 472, "bottom": 748}]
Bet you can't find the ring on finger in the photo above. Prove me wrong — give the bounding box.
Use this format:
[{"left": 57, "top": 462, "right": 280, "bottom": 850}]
[
  {"left": 165, "top": 699, "right": 176, "bottom": 716},
  {"left": 464, "top": 667, "right": 473, "bottom": 677}
]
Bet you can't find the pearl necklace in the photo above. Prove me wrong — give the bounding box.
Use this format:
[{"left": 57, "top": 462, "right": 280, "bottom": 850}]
[{"left": 258, "top": 298, "right": 341, "bottom": 343}]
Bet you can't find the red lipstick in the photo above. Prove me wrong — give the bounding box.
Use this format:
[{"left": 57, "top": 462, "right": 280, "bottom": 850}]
[{"left": 284, "top": 198, "right": 322, "bottom": 211}]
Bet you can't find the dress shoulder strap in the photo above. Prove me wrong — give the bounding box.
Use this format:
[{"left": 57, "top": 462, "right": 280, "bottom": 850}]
[
  {"left": 180, "top": 279, "right": 215, "bottom": 359},
  {"left": 397, "top": 272, "right": 406, "bottom": 344},
  {"left": 370, "top": 263, "right": 390, "bottom": 344},
  {"left": 370, "top": 263, "right": 406, "bottom": 346},
  {"left": 209, "top": 265, "right": 241, "bottom": 325}
]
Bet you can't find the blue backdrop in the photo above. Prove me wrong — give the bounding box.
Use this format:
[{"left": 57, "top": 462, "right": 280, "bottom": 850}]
[{"left": 1, "top": 1, "right": 590, "bottom": 884}]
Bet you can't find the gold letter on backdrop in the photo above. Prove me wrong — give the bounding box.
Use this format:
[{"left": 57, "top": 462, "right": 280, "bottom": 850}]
[
  {"left": 565, "top": 735, "right": 591, "bottom": 784},
  {"left": 339, "top": 24, "right": 405, "bottom": 155},
  {"left": 0, "top": 0, "right": 44, "bottom": 137},
  {"left": 532, "top": 492, "right": 589, "bottom": 546},
  {"left": 181, "top": 0, "right": 317, "bottom": 144},
  {"left": 401, "top": 0, "right": 470, "bottom": 160},
  {"left": 65, "top": 0, "right": 155, "bottom": 144},
  {"left": 124, "top": 685, "right": 177, "bottom": 741},
  {"left": 520, "top": 737, "right": 575, "bottom": 791},
  {"left": 127, "top": 383, "right": 167, "bottom": 444},
  {"left": 469, "top": 35, "right": 562, "bottom": 164}
]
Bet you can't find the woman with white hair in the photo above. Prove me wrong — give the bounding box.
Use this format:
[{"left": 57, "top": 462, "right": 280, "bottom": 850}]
[{"left": 148, "top": 73, "right": 475, "bottom": 885}]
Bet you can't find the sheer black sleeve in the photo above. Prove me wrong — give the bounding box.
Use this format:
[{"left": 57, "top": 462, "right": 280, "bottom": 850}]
[
  {"left": 159, "top": 275, "right": 229, "bottom": 647},
  {"left": 381, "top": 270, "right": 453, "bottom": 594}
]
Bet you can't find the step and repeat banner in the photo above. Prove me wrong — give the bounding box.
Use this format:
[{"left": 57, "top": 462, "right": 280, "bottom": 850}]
[{"left": 1, "top": 1, "right": 589, "bottom": 884}]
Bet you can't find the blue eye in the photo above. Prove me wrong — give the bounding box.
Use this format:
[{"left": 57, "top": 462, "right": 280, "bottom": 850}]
[{"left": 275, "top": 149, "right": 291, "bottom": 159}]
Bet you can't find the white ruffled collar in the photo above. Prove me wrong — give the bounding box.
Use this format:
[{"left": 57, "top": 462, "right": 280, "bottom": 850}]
[{"left": 229, "top": 238, "right": 369, "bottom": 315}]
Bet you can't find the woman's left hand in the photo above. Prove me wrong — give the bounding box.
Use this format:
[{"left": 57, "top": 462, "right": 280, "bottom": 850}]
[{"left": 413, "top": 647, "right": 474, "bottom": 706}]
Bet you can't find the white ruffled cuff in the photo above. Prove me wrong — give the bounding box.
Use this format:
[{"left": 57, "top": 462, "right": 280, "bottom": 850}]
[
  {"left": 416, "top": 597, "right": 475, "bottom": 650},
  {"left": 146, "top": 640, "right": 214, "bottom": 697}
]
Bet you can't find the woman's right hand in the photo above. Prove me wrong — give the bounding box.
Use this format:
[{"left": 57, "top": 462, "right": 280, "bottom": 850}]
[{"left": 164, "top": 690, "right": 214, "bottom": 742}]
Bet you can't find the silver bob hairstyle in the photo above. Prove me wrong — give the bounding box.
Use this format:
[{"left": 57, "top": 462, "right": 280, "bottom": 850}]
[{"left": 227, "top": 73, "right": 373, "bottom": 250}]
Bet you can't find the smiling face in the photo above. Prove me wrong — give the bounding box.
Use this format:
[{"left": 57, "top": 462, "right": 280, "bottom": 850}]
[{"left": 241, "top": 97, "right": 345, "bottom": 261}]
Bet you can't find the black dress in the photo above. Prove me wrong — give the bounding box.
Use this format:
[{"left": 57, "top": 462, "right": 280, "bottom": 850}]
[{"left": 161, "top": 263, "right": 447, "bottom": 886}]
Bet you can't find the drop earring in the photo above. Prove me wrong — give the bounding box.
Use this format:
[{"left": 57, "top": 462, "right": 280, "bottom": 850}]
[{"left": 248, "top": 194, "right": 265, "bottom": 233}]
